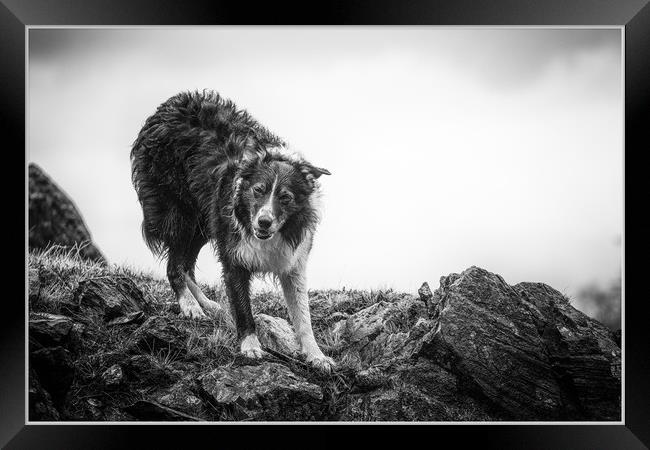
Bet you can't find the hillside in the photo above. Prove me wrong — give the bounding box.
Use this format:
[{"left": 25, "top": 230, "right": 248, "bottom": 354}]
[{"left": 28, "top": 248, "right": 621, "bottom": 421}]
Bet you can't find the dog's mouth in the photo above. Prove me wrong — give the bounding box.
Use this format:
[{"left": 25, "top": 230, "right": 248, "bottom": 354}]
[{"left": 253, "top": 229, "right": 274, "bottom": 240}]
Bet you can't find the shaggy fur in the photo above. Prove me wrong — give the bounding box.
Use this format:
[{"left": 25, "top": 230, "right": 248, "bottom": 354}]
[{"left": 130, "top": 90, "right": 334, "bottom": 370}]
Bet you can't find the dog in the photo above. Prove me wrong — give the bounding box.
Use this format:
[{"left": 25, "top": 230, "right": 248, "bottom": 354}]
[{"left": 130, "top": 90, "right": 334, "bottom": 371}]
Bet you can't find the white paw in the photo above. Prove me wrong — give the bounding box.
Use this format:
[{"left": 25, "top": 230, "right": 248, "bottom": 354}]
[
  {"left": 240, "top": 334, "right": 265, "bottom": 359},
  {"left": 179, "top": 299, "right": 207, "bottom": 320},
  {"left": 306, "top": 353, "right": 336, "bottom": 373}
]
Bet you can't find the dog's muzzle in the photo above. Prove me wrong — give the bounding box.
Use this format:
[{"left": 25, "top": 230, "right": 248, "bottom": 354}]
[{"left": 254, "top": 214, "right": 275, "bottom": 240}]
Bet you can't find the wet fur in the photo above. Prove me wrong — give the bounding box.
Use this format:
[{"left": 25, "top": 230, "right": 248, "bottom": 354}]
[{"left": 130, "top": 90, "right": 332, "bottom": 368}]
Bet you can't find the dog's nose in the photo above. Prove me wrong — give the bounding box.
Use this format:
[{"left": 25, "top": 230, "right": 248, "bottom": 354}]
[{"left": 258, "top": 216, "right": 273, "bottom": 230}]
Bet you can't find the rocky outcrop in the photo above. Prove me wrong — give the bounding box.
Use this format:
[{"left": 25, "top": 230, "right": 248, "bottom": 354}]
[
  {"left": 28, "top": 256, "right": 621, "bottom": 422},
  {"left": 28, "top": 163, "right": 106, "bottom": 263},
  {"left": 335, "top": 267, "right": 621, "bottom": 421}
]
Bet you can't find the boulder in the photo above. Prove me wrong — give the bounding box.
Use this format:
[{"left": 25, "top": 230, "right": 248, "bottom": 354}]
[
  {"left": 255, "top": 313, "right": 300, "bottom": 356},
  {"left": 74, "top": 277, "right": 151, "bottom": 322},
  {"left": 28, "top": 163, "right": 106, "bottom": 263},
  {"left": 200, "top": 362, "right": 323, "bottom": 420},
  {"left": 413, "top": 267, "right": 621, "bottom": 420}
]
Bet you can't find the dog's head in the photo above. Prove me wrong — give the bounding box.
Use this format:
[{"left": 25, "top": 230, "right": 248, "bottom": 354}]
[{"left": 231, "top": 150, "right": 330, "bottom": 245}]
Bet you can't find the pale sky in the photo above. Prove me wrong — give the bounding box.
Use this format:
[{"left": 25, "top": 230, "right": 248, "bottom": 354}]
[{"left": 28, "top": 27, "right": 622, "bottom": 300}]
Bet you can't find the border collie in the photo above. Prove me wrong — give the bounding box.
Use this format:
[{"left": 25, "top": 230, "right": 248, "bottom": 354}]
[{"left": 130, "top": 90, "right": 334, "bottom": 371}]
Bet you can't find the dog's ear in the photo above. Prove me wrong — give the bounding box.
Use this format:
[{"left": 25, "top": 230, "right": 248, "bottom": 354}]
[{"left": 300, "top": 163, "right": 331, "bottom": 180}]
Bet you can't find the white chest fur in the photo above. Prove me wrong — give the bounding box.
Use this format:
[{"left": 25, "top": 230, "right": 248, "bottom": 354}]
[{"left": 232, "top": 233, "right": 311, "bottom": 275}]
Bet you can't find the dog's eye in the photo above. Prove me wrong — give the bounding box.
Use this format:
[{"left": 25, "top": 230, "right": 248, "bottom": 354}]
[
  {"left": 279, "top": 193, "right": 294, "bottom": 205},
  {"left": 252, "top": 184, "right": 266, "bottom": 196}
]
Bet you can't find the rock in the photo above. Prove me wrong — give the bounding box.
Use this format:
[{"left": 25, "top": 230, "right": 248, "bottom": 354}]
[
  {"left": 127, "top": 316, "right": 187, "bottom": 355},
  {"left": 123, "top": 400, "right": 202, "bottom": 421},
  {"left": 153, "top": 377, "right": 209, "bottom": 419},
  {"left": 108, "top": 311, "right": 146, "bottom": 327},
  {"left": 418, "top": 281, "right": 433, "bottom": 304},
  {"left": 30, "top": 346, "right": 75, "bottom": 406},
  {"left": 29, "top": 369, "right": 60, "bottom": 421},
  {"left": 28, "top": 163, "right": 106, "bottom": 263},
  {"left": 123, "top": 354, "right": 181, "bottom": 386},
  {"left": 101, "top": 364, "right": 124, "bottom": 387},
  {"left": 255, "top": 314, "right": 300, "bottom": 355},
  {"left": 344, "top": 301, "right": 393, "bottom": 343},
  {"left": 413, "top": 267, "right": 621, "bottom": 420},
  {"left": 29, "top": 313, "right": 74, "bottom": 347},
  {"left": 611, "top": 329, "right": 621, "bottom": 348},
  {"left": 74, "top": 277, "right": 151, "bottom": 321},
  {"left": 334, "top": 297, "right": 428, "bottom": 366},
  {"left": 354, "top": 367, "right": 391, "bottom": 392},
  {"left": 200, "top": 362, "right": 323, "bottom": 420},
  {"left": 515, "top": 281, "right": 621, "bottom": 420}
]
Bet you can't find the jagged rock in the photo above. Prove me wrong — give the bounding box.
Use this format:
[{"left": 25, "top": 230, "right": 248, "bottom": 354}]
[
  {"left": 74, "top": 277, "right": 151, "bottom": 321},
  {"left": 413, "top": 267, "right": 621, "bottom": 420},
  {"left": 30, "top": 346, "right": 75, "bottom": 406},
  {"left": 29, "top": 313, "right": 74, "bottom": 347},
  {"left": 418, "top": 282, "right": 433, "bottom": 304},
  {"left": 344, "top": 301, "right": 393, "bottom": 343},
  {"left": 101, "top": 364, "right": 124, "bottom": 387},
  {"left": 200, "top": 362, "right": 323, "bottom": 420},
  {"left": 611, "top": 329, "right": 621, "bottom": 347},
  {"left": 255, "top": 314, "right": 300, "bottom": 355},
  {"left": 515, "top": 281, "right": 621, "bottom": 420},
  {"left": 128, "top": 316, "right": 188, "bottom": 355},
  {"left": 28, "top": 163, "right": 106, "bottom": 263},
  {"left": 29, "top": 369, "right": 60, "bottom": 421}
]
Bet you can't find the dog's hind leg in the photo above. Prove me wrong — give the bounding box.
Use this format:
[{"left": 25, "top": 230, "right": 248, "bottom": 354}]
[
  {"left": 183, "top": 234, "right": 224, "bottom": 318},
  {"left": 167, "top": 244, "right": 207, "bottom": 320},
  {"left": 222, "top": 263, "right": 263, "bottom": 359}
]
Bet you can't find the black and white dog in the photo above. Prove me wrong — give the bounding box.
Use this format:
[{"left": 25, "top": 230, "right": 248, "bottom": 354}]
[{"left": 130, "top": 90, "right": 334, "bottom": 371}]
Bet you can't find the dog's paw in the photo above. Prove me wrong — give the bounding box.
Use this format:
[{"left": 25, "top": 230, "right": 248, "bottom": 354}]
[
  {"left": 179, "top": 301, "right": 207, "bottom": 320},
  {"left": 240, "top": 334, "right": 265, "bottom": 359},
  {"left": 306, "top": 354, "right": 336, "bottom": 373}
]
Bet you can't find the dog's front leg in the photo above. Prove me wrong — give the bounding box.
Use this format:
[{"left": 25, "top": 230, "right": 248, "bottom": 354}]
[
  {"left": 280, "top": 269, "right": 335, "bottom": 372},
  {"left": 223, "top": 264, "right": 263, "bottom": 359}
]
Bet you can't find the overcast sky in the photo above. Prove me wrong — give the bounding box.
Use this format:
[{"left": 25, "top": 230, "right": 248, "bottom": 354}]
[{"left": 28, "top": 27, "right": 622, "bottom": 304}]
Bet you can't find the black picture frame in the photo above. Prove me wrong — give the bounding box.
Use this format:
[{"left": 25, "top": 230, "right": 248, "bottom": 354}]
[{"left": 5, "top": 0, "right": 649, "bottom": 448}]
